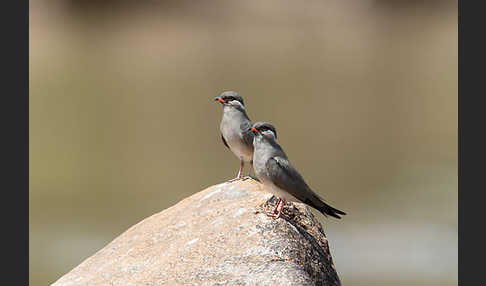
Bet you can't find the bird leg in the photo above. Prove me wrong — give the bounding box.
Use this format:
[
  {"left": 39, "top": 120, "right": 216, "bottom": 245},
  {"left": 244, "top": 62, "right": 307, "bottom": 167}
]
[
  {"left": 241, "top": 160, "right": 253, "bottom": 181},
  {"left": 228, "top": 160, "right": 245, "bottom": 182},
  {"left": 265, "top": 198, "right": 282, "bottom": 218},
  {"left": 264, "top": 198, "right": 286, "bottom": 219},
  {"left": 274, "top": 199, "right": 286, "bottom": 219}
]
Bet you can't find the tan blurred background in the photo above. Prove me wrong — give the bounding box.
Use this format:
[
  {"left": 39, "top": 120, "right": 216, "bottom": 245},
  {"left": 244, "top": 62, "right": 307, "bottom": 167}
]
[{"left": 29, "top": 0, "right": 457, "bottom": 285}]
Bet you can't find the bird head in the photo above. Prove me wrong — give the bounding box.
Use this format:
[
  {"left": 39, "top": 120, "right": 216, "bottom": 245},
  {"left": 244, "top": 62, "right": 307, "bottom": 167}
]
[
  {"left": 251, "top": 122, "right": 277, "bottom": 140},
  {"left": 214, "top": 91, "right": 245, "bottom": 110}
]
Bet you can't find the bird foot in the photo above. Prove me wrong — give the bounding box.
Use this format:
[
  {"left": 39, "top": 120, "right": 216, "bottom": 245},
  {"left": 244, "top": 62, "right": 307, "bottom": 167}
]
[
  {"left": 263, "top": 198, "right": 286, "bottom": 219},
  {"left": 264, "top": 210, "right": 280, "bottom": 219},
  {"left": 264, "top": 205, "right": 284, "bottom": 219},
  {"left": 227, "top": 177, "right": 243, "bottom": 182}
]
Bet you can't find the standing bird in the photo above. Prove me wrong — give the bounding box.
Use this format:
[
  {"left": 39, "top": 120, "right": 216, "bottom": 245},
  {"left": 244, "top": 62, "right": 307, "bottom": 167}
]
[
  {"left": 251, "top": 122, "right": 346, "bottom": 219},
  {"left": 214, "top": 91, "right": 254, "bottom": 181}
]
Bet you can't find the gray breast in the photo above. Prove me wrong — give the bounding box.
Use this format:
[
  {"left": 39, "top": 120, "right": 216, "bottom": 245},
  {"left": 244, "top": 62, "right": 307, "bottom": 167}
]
[
  {"left": 252, "top": 139, "right": 275, "bottom": 180},
  {"left": 220, "top": 109, "right": 253, "bottom": 161}
]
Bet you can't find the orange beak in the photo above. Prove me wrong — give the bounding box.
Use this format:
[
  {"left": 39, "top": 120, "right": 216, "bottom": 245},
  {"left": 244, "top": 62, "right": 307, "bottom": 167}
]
[
  {"left": 217, "top": 97, "right": 225, "bottom": 103},
  {"left": 251, "top": 127, "right": 258, "bottom": 133}
]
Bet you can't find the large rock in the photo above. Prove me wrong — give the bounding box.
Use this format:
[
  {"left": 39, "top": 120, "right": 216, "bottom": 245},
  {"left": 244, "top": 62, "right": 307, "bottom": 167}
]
[{"left": 52, "top": 179, "right": 342, "bottom": 286}]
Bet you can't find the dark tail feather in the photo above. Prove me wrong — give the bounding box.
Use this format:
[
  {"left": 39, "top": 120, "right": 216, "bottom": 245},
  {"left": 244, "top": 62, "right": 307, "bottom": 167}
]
[{"left": 318, "top": 202, "right": 346, "bottom": 219}]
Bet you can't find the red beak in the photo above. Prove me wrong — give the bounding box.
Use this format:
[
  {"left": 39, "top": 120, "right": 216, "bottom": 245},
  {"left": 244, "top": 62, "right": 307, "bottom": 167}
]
[
  {"left": 251, "top": 127, "right": 258, "bottom": 133},
  {"left": 217, "top": 97, "right": 225, "bottom": 103}
]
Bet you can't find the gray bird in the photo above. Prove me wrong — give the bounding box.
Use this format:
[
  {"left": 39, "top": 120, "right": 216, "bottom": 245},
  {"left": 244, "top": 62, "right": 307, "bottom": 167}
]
[
  {"left": 251, "top": 122, "right": 346, "bottom": 219},
  {"left": 214, "top": 91, "right": 254, "bottom": 181}
]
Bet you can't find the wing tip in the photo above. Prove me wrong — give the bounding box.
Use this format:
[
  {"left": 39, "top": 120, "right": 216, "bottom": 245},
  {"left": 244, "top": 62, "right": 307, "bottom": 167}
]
[{"left": 320, "top": 204, "right": 347, "bottom": 219}]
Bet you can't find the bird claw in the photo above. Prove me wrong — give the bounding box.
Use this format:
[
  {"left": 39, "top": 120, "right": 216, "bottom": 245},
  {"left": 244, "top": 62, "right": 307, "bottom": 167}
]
[
  {"left": 264, "top": 210, "right": 279, "bottom": 219},
  {"left": 264, "top": 206, "right": 283, "bottom": 219},
  {"left": 263, "top": 198, "right": 286, "bottom": 219}
]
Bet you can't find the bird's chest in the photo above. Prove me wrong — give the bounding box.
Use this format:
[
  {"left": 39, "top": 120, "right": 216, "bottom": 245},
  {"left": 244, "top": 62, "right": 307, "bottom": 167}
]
[
  {"left": 220, "top": 120, "right": 252, "bottom": 159},
  {"left": 221, "top": 122, "right": 241, "bottom": 145},
  {"left": 254, "top": 164, "right": 268, "bottom": 182},
  {"left": 253, "top": 149, "right": 270, "bottom": 178}
]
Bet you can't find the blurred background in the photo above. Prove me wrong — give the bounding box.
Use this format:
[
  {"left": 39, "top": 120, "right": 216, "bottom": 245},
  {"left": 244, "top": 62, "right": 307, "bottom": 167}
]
[{"left": 30, "top": 0, "right": 457, "bottom": 285}]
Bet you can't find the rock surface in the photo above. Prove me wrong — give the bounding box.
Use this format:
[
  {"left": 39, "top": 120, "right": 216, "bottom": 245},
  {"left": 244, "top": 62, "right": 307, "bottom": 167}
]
[{"left": 51, "top": 179, "right": 342, "bottom": 286}]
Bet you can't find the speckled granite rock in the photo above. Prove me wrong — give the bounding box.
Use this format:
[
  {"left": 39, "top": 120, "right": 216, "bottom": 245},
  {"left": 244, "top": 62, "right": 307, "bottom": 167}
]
[{"left": 51, "top": 179, "right": 342, "bottom": 286}]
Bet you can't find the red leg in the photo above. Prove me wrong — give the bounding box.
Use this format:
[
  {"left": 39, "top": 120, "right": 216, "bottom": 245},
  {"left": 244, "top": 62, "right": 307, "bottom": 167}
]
[
  {"left": 237, "top": 160, "right": 244, "bottom": 178},
  {"left": 265, "top": 198, "right": 282, "bottom": 217},
  {"left": 228, "top": 160, "right": 245, "bottom": 182},
  {"left": 275, "top": 199, "right": 286, "bottom": 219},
  {"left": 273, "top": 198, "right": 282, "bottom": 214},
  {"left": 242, "top": 160, "right": 253, "bottom": 180}
]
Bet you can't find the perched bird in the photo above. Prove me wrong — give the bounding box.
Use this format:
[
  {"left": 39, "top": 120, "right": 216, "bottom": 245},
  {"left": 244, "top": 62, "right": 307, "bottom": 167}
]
[
  {"left": 251, "top": 122, "right": 346, "bottom": 219},
  {"left": 214, "top": 91, "right": 254, "bottom": 181}
]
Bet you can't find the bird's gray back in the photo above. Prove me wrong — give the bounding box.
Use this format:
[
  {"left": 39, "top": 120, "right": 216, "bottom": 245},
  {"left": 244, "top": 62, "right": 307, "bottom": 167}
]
[
  {"left": 253, "top": 138, "right": 320, "bottom": 204},
  {"left": 265, "top": 156, "right": 315, "bottom": 201}
]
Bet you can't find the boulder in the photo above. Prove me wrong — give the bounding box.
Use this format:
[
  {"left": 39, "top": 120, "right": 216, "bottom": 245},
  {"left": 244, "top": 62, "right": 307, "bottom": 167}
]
[{"left": 51, "top": 179, "right": 342, "bottom": 286}]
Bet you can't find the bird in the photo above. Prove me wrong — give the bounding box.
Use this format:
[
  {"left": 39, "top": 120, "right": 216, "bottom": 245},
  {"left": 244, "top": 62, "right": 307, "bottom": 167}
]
[
  {"left": 214, "top": 91, "right": 254, "bottom": 181},
  {"left": 250, "top": 122, "right": 346, "bottom": 219}
]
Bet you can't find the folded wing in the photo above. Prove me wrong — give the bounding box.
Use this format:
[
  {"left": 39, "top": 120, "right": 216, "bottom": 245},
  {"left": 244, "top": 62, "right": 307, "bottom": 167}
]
[{"left": 265, "top": 156, "right": 346, "bottom": 219}]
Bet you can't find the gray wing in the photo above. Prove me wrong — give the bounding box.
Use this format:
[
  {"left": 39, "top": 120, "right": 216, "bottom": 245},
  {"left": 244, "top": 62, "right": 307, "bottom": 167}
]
[
  {"left": 221, "top": 134, "right": 229, "bottom": 148},
  {"left": 266, "top": 156, "right": 346, "bottom": 218},
  {"left": 239, "top": 120, "right": 254, "bottom": 147},
  {"left": 265, "top": 156, "right": 315, "bottom": 203}
]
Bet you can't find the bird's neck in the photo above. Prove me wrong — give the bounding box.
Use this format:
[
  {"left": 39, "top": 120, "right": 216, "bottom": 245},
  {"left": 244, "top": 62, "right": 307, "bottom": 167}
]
[
  {"left": 254, "top": 136, "right": 285, "bottom": 159},
  {"left": 222, "top": 106, "right": 250, "bottom": 121}
]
